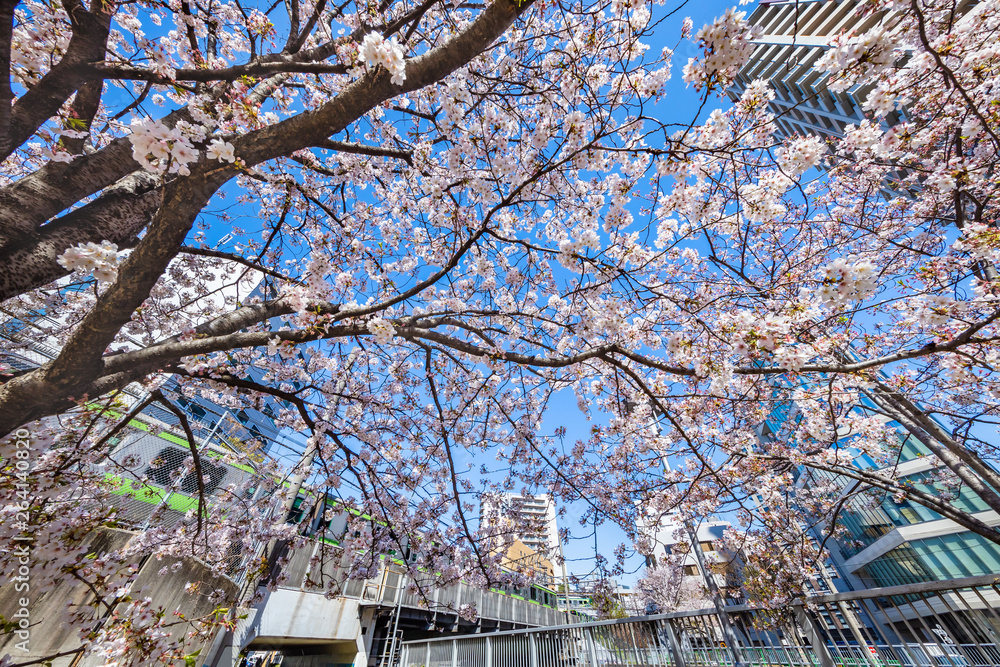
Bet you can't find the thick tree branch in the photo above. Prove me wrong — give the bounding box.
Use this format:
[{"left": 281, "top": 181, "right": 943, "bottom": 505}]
[
  {"left": 60, "top": 79, "right": 103, "bottom": 155},
  {"left": 313, "top": 139, "right": 414, "bottom": 165},
  {"left": 781, "top": 454, "right": 1000, "bottom": 546},
  {"left": 0, "top": 173, "right": 161, "bottom": 302},
  {"left": 0, "top": 0, "right": 537, "bottom": 436},
  {"left": 93, "top": 60, "right": 349, "bottom": 83},
  {"left": 0, "top": 0, "right": 113, "bottom": 163},
  {"left": 862, "top": 383, "right": 1000, "bottom": 518},
  {"left": 0, "top": 0, "right": 15, "bottom": 139}
]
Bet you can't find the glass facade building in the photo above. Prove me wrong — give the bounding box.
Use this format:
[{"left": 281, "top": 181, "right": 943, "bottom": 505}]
[{"left": 761, "top": 388, "right": 1000, "bottom": 592}]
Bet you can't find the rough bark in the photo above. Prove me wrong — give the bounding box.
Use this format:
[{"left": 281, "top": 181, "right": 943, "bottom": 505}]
[
  {"left": 0, "top": 136, "right": 137, "bottom": 249},
  {"left": 60, "top": 79, "right": 104, "bottom": 155},
  {"left": 0, "top": 0, "right": 16, "bottom": 139},
  {"left": 0, "top": 0, "right": 536, "bottom": 437},
  {"left": 0, "top": 173, "right": 161, "bottom": 301}
]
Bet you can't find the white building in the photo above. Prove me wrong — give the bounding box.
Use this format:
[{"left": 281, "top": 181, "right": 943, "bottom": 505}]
[
  {"left": 727, "top": 0, "right": 975, "bottom": 143},
  {"left": 638, "top": 508, "right": 737, "bottom": 610},
  {"left": 726, "top": 0, "right": 882, "bottom": 142},
  {"left": 480, "top": 492, "right": 566, "bottom": 583}
]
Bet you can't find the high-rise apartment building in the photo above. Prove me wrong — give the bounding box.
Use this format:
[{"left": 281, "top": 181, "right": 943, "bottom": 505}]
[
  {"left": 727, "top": 0, "right": 974, "bottom": 143},
  {"left": 726, "top": 0, "right": 885, "bottom": 142},
  {"left": 480, "top": 492, "right": 566, "bottom": 583},
  {"left": 727, "top": 1, "right": 1000, "bottom": 590}
]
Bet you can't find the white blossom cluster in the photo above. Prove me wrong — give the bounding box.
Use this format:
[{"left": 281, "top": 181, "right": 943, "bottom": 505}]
[
  {"left": 360, "top": 32, "right": 407, "bottom": 85},
  {"left": 773, "top": 344, "right": 815, "bottom": 372},
  {"left": 913, "top": 294, "right": 958, "bottom": 327},
  {"left": 56, "top": 241, "right": 120, "bottom": 283},
  {"left": 128, "top": 118, "right": 199, "bottom": 175},
  {"left": 953, "top": 222, "right": 1000, "bottom": 265},
  {"left": 610, "top": 0, "right": 651, "bottom": 31},
  {"left": 864, "top": 79, "right": 900, "bottom": 116},
  {"left": 207, "top": 139, "right": 236, "bottom": 163},
  {"left": 367, "top": 317, "right": 397, "bottom": 344},
  {"left": 840, "top": 121, "right": 884, "bottom": 153},
  {"left": 682, "top": 8, "right": 759, "bottom": 91},
  {"left": 777, "top": 135, "right": 825, "bottom": 177},
  {"left": 816, "top": 26, "right": 899, "bottom": 93},
  {"left": 812, "top": 256, "right": 878, "bottom": 306},
  {"left": 89, "top": 596, "right": 172, "bottom": 667},
  {"left": 736, "top": 78, "right": 774, "bottom": 113},
  {"left": 741, "top": 170, "right": 792, "bottom": 222}
]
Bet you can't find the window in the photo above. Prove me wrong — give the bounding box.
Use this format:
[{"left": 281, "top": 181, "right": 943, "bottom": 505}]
[
  {"left": 683, "top": 565, "right": 699, "bottom": 576},
  {"left": 287, "top": 496, "right": 306, "bottom": 524},
  {"left": 700, "top": 541, "right": 714, "bottom": 552}
]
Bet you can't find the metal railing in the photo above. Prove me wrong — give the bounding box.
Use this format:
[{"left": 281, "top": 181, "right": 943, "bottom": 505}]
[
  {"left": 280, "top": 542, "right": 573, "bottom": 628},
  {"left": 400, "top": 575, "right": 1000, "bottom": 667}
]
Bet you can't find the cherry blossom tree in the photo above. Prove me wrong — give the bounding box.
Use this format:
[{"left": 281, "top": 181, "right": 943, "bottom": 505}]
[
  {"left": 636, "top": 564, "right": 712, "bottom": 614},
  {"left": 621, "top": 0, "right": 1000, "bottom": 598},
  {"left": 3, "top": 0, "right": 1000, "bottom": 660}
]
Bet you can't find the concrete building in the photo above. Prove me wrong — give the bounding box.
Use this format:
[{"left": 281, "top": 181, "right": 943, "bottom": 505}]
[
  {"left": 614, "top": 583, "right": 648, "bottom": 617},
  {"left": 726, "top": 0, "right": 890, "bottom": 142},
  {"left": 638, "top": 509, "right": 739, "bottom": 609},
  {"left": 0, "top": 527, "right": 239, "bottom": 667},
  {"left": 480, "top": 492, "right": 566, "bottom": 584},
  {"left": 500, "top": 538, "right": 555, "bottom": 582},
  {"left": 727, "top": 0, "right": 974, "bottom": 143}
]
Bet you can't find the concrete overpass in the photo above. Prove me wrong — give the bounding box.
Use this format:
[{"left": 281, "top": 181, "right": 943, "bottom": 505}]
[{"left": 217, "top": 542, "right": 576, "bottom": 667}]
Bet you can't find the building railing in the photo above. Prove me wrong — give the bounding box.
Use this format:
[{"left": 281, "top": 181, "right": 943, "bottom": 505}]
[
  {"left": 400, "top": 575, "right": 1000, "bottom": 667},
  {"left": 280, "top": 540, "right": 575, "bottom": 629}
]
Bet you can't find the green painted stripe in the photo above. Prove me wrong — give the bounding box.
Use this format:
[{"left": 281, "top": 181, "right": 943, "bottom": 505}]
[
  {"left": 103, "top": 473, "right": 202, "bottom": 514},
  {"left": 157, "top": 431, "right": 188, "bottom": 446}
]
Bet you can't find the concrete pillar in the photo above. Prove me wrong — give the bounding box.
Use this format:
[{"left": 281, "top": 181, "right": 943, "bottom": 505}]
[
  {"left": 662, "top": 620, "right": 686, "bottom": 667},
  {"left": 585, "top": 628, "right": 600, "bottom": 667},
  {"left": 203, "top": 629, "right": 236, "bottom": 667},
  {"left": 793, "top": 603, "right": 836, "bottom": 667}
]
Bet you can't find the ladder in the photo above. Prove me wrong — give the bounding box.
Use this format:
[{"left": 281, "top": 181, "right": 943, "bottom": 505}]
[{"left": 378, "top": 628, "right": 404, "bottom": 667}]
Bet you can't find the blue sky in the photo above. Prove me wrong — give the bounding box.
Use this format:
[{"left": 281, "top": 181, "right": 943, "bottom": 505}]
[
  {"left": 172, "top": 0, "right": 753, "bottom": 585},
  {"left": 536, "top": 0, "right": 752, "bottom": 584}
]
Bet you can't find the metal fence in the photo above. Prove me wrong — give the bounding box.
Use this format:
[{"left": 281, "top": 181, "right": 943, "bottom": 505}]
[
  {"left": 400, "top": 575, "right": 1000, "bottom": 667},
  {"left": 94, "top": 426, "right": 276, "bottom": 585}
]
